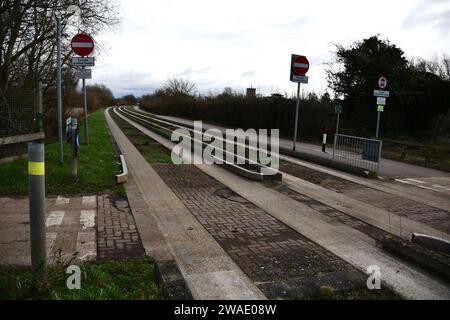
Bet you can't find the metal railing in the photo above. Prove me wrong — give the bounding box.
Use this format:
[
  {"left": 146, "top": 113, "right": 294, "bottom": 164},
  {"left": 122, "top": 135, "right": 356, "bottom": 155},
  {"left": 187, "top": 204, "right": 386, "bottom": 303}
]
[{"left": 332, "top": 134, "right": 382, "bottom": 176}]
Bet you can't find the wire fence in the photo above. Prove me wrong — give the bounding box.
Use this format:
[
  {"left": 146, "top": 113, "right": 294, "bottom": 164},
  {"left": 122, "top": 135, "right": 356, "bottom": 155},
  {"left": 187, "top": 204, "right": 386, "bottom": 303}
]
[
  {"left": 332, "top": 133, "right": 382, "bottom": 175},
  {"left": 0, "top": 84, "right": 42, "bottom": 138}
]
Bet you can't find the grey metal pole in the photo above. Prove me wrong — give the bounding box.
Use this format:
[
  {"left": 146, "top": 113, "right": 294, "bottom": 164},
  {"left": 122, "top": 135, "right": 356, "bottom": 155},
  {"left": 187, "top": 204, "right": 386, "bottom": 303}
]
[
  {"left": 82, "top": 67, "right": 88, "bottom": 144},
  {"left": 35, "top": 82, "right": 43, "bottom": 132},
  {"left": 375, "top": 110, "right": 381, "bottom": 138},
  {"left": 71, "top": 118, "right": 78, "bottom": 177},
  {"left": 292, "top": 82, "right": 301, "bottom": 151},
  {"left": 332, "top": 111, "right": 340, "bottom": 160},
  {"left": 56, "top": 16, "right": 63, "bottom": 163},
  {"left": 28, "top": 142, "right": 46, "bottom": 278}
]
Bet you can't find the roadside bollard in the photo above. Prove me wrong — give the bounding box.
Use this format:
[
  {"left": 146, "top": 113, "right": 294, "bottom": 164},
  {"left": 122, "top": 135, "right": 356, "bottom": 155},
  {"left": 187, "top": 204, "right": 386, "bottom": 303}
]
[
  {"left": 322, "top": 132, "right": 327, "bottom": 153},
  {"left": 28, "top": 141, "right": 46, "bottom": 279}
]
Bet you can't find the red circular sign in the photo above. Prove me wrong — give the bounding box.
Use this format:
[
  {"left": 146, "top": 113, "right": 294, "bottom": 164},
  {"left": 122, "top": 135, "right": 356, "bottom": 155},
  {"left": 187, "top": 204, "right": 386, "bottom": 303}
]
[
  {"left": 378, "top": 76, "right": 387, "bottom": 89},
  {"left": 71, "top": 34, "right": 94, "bottom": 56},
  {"left": 293, "top": 55, "right": 309, "bottom": 75}
]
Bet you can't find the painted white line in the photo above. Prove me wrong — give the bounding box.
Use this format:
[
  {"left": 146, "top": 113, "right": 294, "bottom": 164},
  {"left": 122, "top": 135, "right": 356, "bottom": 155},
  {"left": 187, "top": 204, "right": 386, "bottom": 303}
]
[
  {"left": 417, "top": 185, "right": 446, "bottom": 192},
  {"left": 395, "top": 179, "right": 414, "bottom": 185},
  {"left": 46, "top": 232, "right": 57, "bottom": 258},
  {"left": 432, "top": 185, "right": 450, "bottom": 191},
  {"left": 76, "top": 232, "right": 96, "bottom": 261},
  {"left": 55, "top": 196, "right": 70, "bottom": 205},
  {"left": 45, "top": 211, "right": 65, "bottom": 228},
  {"left": 405, "top": 178, "right": 425, "bottom": 184},
  {"left": 82, "top": 195, "right": 96, "bottom": 206},
  {"left": 71, "top": 42, "right": 93, "bottom": 48},
  {"left": 80, "top": 210, "right": 96, "bottom": 229},
  {"left": 294, "top": 63, "right": 309, "bottom": 68}
]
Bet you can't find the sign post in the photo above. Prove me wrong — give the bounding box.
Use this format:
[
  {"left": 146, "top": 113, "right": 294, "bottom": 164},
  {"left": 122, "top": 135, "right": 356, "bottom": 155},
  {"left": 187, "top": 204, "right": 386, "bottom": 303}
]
[
  {"left": 55, "top": 15, "right": 63, "bottom": 164},
  {"left": 373, "top": 76, "right": 388, "bottom": 139},
  {"left": 290, "top": 54, "right": 309, "bottom": 151},
  {"left": 332, "top": 105, "right": 342, "bottom": 160},
  {"left": 71, "top": 34, "right": 94, "bottom": 145}
]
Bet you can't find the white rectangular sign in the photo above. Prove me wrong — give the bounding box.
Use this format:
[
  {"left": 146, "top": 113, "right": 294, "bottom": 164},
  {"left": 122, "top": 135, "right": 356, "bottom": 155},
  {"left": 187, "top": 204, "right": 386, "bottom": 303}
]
[
  {"left": 291, "top": 75, "right": 309, "bottom": 83},
  {"left": 71, "top": 57, "right": 95, "bottom": 67},
  {"left": 75, "top": 68, "right": 92, "bottom": 79},
  {"left": 376, "top": 97, "right": 386, "bottom": 105},
  {"left": 373, "top": 90, "right": 389, "bottom": 97}
]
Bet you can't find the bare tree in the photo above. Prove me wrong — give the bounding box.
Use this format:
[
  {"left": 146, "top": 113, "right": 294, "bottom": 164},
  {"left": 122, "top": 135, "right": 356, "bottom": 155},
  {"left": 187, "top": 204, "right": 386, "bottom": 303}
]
[
  {"left": 162, "top": 76, "right": 197, "bottom": 96},
  {"left": 0, "top": 0, "right": 120, "bottom": 91}
]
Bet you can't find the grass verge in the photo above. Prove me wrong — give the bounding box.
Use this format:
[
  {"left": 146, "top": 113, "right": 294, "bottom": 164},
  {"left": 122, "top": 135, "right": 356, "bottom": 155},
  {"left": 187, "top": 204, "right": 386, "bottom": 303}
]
[
  {"left": 0, "top": 110, "right": 120, "bottom": 196},
  {"left": 0, "top": 256, "right": 163, "bottom": 300}
]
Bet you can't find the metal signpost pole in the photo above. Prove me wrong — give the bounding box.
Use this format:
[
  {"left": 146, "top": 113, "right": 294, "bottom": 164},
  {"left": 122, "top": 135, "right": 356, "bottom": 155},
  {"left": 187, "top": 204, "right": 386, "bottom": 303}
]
[
  {"left": 375, "top": 109, "right": 381, "bottom": 139},
  {"left": 293, "top": 82, "right": 301, "bottom": 151},
  {"left": 56, "top": 15, "right": 63, "bottom": 164},
  {"left": 28, "top": 142, "right": 46, "bottom": 279},
  {"left": 71, "top": 118, "right": 78, "bottom": 178},
  {"left": 332, "top": 107, "right": 341, "bottom": 160},
  {"left": 82, "top": 67, "right": 88, "bottom": 144}
]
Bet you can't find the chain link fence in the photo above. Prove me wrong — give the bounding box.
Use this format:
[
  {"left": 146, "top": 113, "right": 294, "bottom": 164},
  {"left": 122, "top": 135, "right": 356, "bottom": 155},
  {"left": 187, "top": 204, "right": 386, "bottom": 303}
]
[
  {"left": 0, "top": 85, "right": 42, "bottom": 137},
  {"left": 0, "top": 83, "right": 43, "bottom": 159}
]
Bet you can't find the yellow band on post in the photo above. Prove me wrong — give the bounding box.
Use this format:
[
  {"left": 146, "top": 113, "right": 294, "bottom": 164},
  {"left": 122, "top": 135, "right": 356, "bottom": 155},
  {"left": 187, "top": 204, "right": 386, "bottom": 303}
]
[{"left": 28, "top": 161, "right": 45, "bottom": 176}]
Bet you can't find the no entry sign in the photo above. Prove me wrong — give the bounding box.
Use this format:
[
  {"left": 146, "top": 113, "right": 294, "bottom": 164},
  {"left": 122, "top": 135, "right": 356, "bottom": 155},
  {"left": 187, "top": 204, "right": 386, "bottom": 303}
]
[
  {"left": 71, "top": 34, "right": 94, "bottom": 56},
  {"left": 290, "top": 54, "right": 309, "bottom": 83}
]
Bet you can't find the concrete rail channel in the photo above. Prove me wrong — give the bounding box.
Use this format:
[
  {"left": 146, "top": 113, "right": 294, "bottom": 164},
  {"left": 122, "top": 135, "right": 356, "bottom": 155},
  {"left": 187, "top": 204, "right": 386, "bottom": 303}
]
[{"left": 111, "top": 106, "right": 450, "bottom": 299}]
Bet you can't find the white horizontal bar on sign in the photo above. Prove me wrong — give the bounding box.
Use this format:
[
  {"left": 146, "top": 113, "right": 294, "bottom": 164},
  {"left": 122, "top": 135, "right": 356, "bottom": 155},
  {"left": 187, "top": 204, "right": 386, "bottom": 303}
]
[
  {"left": 294, "top": 63, "right": 309, "bottom": 68},
  {"left": 72, "top": 42, "right": 94, "bottom": 48}
]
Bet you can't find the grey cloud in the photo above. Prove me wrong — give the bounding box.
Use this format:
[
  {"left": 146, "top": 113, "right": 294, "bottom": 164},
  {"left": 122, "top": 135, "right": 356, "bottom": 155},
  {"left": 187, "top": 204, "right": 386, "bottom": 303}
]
[
  {"left": 181, "top": 66, "right": 212, "bottom": 76},
  {"left": 403, "top": 1, "right": 450, "bottom": 34},
  {"left": 241, "top": 70, "right": 256, "bottom": 77}
]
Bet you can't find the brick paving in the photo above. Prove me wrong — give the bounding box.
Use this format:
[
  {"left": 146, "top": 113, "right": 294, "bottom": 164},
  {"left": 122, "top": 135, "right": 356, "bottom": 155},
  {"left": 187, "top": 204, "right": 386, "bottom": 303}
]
[
  {"left": 272, "top": 184, "right": 388, "bottom": 240},
  {"left": 152, "top": 164, "right": 365, "bottom": 298},
  {"left": 96, "top": 194, "right": 145, "bottom": 260},
  {"left": 280, "top": 161, "right": 450, "bottom": 233}
]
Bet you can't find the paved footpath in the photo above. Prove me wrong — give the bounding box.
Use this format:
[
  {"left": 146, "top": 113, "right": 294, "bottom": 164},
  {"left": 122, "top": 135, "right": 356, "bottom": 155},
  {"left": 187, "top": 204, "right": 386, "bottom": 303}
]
[{"left": 0, "top": 194, "right": 143, "bottom": 265}]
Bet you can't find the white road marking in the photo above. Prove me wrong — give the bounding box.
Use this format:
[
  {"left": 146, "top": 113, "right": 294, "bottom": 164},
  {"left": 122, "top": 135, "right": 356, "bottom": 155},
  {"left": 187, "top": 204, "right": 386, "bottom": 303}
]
[
  {"left": 405, "top": 178, "right": 425, "bottom": 184},
  {"left": 55, "top": 196, "right": 70, "bottom": 205},
  {"left": 80, "top": 210, "right": 96, "bottom": 229},
  {"left": 45, "top": 211, "right": 65, "bottom": 228},
  {"left": 432, "top": 185, "right": 450, "bottom": 191},
  {"left": 46, "top": 232, "right": 57, "bottom": 258},
  {"left": 82, "top": 195, "right": 96, "bottom": 206},
  {"left": 76, "top": 232, "right": 96, "bottom": 261},
  {"left": 395, "top": 179, "right": 443, "bottom": 192}
]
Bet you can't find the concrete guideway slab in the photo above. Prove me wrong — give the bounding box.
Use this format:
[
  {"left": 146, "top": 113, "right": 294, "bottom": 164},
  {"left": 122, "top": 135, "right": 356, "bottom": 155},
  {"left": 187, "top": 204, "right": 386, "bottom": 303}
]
[
  {"left": 105, "top": 109, "right": 265, "bottom": 300},
  {"left": 195, "top": 164, "right": 450, "bottom": 300}
]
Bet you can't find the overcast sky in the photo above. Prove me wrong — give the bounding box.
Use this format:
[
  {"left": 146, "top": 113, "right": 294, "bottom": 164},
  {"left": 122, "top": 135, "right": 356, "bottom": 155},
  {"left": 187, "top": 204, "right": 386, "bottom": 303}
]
[{"left": 92, "top": 0, "right": 450, "bottom": 98}]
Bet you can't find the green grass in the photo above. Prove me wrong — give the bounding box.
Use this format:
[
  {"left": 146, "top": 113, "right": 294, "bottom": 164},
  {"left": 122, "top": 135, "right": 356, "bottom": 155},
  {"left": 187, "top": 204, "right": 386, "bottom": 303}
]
[
  {"left": 110, "top": 110, "right": 172, "bottom": 164},
  {"left": 0, "top": 110, "right": 120, "bottom": 195},
  {"left": 0, "top": 256, "right": 163, "bottom": 300}
]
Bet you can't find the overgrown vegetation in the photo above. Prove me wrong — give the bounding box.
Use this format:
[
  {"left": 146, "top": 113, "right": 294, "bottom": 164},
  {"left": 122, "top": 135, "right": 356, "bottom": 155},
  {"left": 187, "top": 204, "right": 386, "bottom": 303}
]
[
  {"left": 0, "top": 1, "right": 120, "bottom": 139},
  {"left": 0, "top": 110, "right": 120, "bottom": 195},
  {"left": 0, "top": 256, "right": 163, "bottom": 300}
]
